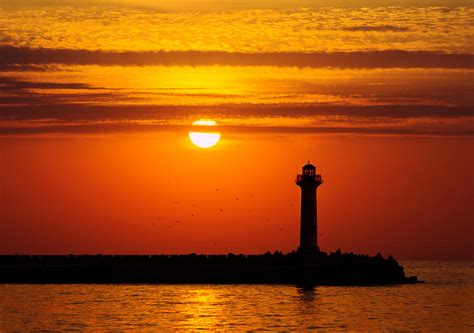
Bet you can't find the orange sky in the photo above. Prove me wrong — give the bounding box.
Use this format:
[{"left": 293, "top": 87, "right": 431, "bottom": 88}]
[
  {"left": 0, "top": 0, "right": 473, "bottom": 259},
  {"left": 1, "top": 133, "right": 472, "bottom": 259}
]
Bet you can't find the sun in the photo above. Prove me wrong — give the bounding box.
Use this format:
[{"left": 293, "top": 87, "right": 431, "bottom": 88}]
[{"left": 188, "top": 119, "right": 221, "bottom": 148}]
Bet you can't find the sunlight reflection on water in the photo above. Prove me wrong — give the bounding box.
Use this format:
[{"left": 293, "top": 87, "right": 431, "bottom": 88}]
[{"left": 0, "top": 262, "right": 473, "bottom": 331}]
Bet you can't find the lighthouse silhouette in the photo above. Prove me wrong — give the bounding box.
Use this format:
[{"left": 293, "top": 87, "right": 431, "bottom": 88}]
[{"left": 296, "top": 162, "right": 323, "bottom": 254}]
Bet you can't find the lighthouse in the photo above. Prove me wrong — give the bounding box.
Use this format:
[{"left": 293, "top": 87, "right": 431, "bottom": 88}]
[{"left": 296, "top": 162, "right": 323, "bottom": 254}]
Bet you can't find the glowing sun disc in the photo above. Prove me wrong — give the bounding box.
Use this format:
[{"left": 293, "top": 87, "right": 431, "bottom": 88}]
[
  {"left": 189, "top": 132, "right": 221, "bottom": 148},
  {"left": 189, "top": 119, "right": 221, "bottom": 148}
]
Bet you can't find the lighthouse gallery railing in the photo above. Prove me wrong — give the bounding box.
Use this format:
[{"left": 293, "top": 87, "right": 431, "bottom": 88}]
[{"left": 295, "top": 174, "right": 323, "bottom": 183}]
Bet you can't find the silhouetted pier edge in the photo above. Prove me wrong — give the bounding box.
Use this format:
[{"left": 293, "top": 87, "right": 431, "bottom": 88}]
[{"left": 0, "top": 250, "right": 419, "bottom": 285}]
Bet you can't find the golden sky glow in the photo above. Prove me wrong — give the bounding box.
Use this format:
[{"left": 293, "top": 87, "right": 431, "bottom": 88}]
[{"left": 0, "top": 0, "right": 472, "bottom": 259}]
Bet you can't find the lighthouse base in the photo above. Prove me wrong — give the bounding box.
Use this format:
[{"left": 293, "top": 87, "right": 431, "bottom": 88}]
[{"left": 297, "top": 246, "right": 320, "bottom": 255}]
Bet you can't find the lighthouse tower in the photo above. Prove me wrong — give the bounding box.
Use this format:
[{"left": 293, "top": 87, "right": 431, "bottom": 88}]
[{"left": 296, "top": 162, "right": 323, "bottom": 254}]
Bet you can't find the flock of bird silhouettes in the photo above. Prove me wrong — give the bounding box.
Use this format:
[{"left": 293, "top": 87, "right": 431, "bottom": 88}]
[{"left": 151, "top": 186, "right": 298, "bottom": 242}]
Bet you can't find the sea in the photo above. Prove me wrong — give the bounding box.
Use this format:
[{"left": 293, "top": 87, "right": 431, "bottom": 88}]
[{"left": 0, "top": 261, "right": 473, "bottom": 331}]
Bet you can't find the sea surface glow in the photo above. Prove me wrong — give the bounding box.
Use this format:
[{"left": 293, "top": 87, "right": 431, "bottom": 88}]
[{"left": 0, "top": 262, "right": 472, "bottom": 331}]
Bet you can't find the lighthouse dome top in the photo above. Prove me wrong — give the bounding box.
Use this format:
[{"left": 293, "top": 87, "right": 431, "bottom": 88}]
[
  {"left": 303, "top": 162, "right": 315, "bottom": 170},
  {"left": 302, "top": 162, "right": 316, "bottom": 177},
  {"left": 296, "top": 161, "right": 323, "bottom": 186}
]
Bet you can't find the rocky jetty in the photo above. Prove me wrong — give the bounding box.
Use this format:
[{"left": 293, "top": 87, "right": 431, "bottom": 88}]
[{"left": 0, "top": 250, "right": 418, "bottom": 285}]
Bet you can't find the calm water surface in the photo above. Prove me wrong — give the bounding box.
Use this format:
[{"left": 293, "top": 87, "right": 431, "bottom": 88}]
[{"left": 1, "top": 261, "right": 473, "bottom": 331}]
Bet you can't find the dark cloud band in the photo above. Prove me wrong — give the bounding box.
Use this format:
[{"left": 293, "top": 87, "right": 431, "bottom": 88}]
[
  {"left": 341, "top": 25, "right": 409, "bottom": 32},
  {"left": 1, "top": 104, "right": 473, "bottom": 121},
  {"left": 0, "top": 123, "right": 471, "bottom": 137},
  {"left": 1, "top": 46, "right": 473, "bottom": 69}
]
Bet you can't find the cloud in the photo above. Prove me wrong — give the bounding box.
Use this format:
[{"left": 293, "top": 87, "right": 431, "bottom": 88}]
[
  {"left": 0, "top": 76, "right": 97, "bottom": 91},
  {"left": 0, "top": 64, "right": 66, "bottom": 72},
  {"left": 1, "top": 70, "right": 472, "bottom": 137},
  {"left": 342, "top": 25, "right": 409, "bottom": 32},
  {"left": 1, "top": 101, "right": 472, "bottom": 136},
  {"left": 0, "top": 122, "right": 472, "bottom": 137},
  {"left": 0, "top": 76, "right": 121, "bottom": 105},
  {"left": 1, "top": 46, "right": 473, "bottom": 69},
  {"left": 1, "top": 6, "right": 472, "bottom": 54},
  {"left": 1, "top": 103, "right": 472, "bottom": 121}
]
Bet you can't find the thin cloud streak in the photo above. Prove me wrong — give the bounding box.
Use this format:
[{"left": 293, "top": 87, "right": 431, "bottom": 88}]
[
  {"left": 0, "top": 76, "right": 98, "bottom": 91},
  {"left": 1, "top": 104, "right": 473, "bottom": 121},
  {"left": 342, "top": 25, "right": 409, "bottom": 32},
  {"left": 1, "top": 46, "right": 473, "bottom": 69},
  {"left": 0, "top": 123, "right": 472, "bottom": 137}
]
